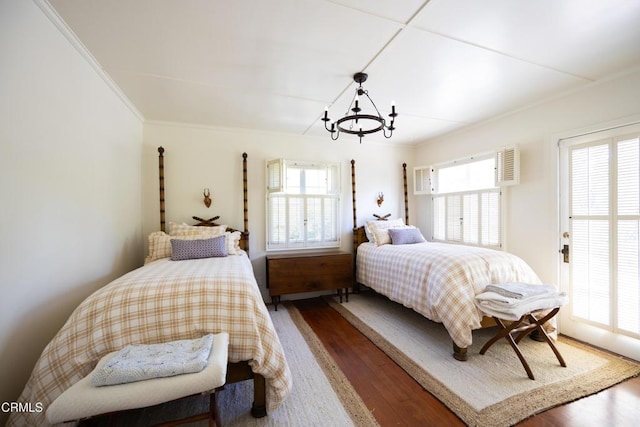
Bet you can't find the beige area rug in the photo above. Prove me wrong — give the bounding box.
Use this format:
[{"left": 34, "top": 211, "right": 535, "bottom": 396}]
[
  {"left": 88, "top": 303, "right": 377, "bottom": 427},
  {"left": 327, "top": 292, "right": 640, "bottom": 427}
]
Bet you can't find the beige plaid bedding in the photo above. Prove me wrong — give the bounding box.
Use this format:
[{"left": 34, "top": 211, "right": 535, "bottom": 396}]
[
  {"left": 356, "top": 242, "right": 541, "bottom": 348},
  {"left": 8, "top": 254, "right": 291, "bottom": 427}
]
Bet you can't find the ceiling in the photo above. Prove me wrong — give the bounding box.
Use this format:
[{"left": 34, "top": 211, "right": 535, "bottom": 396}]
[{"left": 47, "top": 0, "right": 640, "bottom": 145}]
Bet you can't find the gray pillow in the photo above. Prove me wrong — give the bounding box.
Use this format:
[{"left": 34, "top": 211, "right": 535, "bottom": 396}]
[
  {"left": 170, "top": 235, "right": 227, "bottom": 260},
  {"left": 388, "top": 228, "right": 426, "bottom": 245}
]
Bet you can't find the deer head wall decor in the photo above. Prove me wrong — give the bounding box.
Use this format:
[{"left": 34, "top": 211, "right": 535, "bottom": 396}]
[
  {"left": 376, "top": 192, "right": 384, "bottom": 207},
  {"left": 203, "top": 188, "right": 212, "bottom": 208}
]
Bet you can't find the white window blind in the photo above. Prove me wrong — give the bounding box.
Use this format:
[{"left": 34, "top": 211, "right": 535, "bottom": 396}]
[
  {"left": 266, "top": 159, "right": 341, "bottom": 250},
  {"left": 617, "top": 137, "right": 640, "bottom": 335},
  {"left": 432, "top": 189, "right": 501, "bottom": 247},
  {"left": 569, "top": 135, "right": 640, "bottom": 337},
  {"left": 431, "top": 153, "right": 502, "bottom": 248}
]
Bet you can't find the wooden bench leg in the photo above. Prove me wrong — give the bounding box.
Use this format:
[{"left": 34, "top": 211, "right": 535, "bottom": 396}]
[
  {"left": 480, "top": 317, "right": 535, "bottom": 380},
  {"left": 210, "top": 392, "right": 221, "bottom": 427},
  {"left": 528, "top": 311, "right": 566, "bottom": 368},
  {"left": 503, "top": 324, "right": 536, "bottom": 380}
]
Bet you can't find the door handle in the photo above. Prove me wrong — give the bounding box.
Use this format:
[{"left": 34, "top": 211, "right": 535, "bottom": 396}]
[{"left": 559, "top": 244, "right": 569, "bottom": 263}]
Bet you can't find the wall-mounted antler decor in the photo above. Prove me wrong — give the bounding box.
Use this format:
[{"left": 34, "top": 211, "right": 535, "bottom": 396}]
[
  {"left": 373, "top": 213, "right": 391, "bottom": 221},
  {"left": 192, "top": 216, "right": 220, "bottom": 226},
  {"left": 203, "top": 188, "right": 212, "bottom": 208}
]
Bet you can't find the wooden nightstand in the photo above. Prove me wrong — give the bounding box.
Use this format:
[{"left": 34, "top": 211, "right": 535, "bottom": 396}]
[{"left": 266, "top": 251, "right": 353, "bottom": 310}]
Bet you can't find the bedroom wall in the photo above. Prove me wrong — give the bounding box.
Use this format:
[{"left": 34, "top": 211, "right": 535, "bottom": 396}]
[
  {"left": 142, "top": 122, "right": 415, "bottom": 300},
  {"left": 0, "top": 0, "right": 143, "bottom": 421},
  {"left": 413, "top": 68, "right": 640, "bottom": 290}
]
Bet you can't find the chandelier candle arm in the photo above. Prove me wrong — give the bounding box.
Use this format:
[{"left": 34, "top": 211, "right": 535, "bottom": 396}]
[{"left": 323, "top": 72, "right": 397, "bottom": 143}]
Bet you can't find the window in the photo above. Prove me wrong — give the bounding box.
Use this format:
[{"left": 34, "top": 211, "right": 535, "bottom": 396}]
[
  {"left": 431, "top": 153, "right": 502, "bottom": 248},
  {"left": 266, "top": 159, "right": 341, "bottom": 250}
]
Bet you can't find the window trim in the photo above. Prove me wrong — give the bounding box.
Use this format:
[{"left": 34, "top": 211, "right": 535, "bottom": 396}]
[{"left": 266, "top": 159, "right": 341, "bottom": 251}]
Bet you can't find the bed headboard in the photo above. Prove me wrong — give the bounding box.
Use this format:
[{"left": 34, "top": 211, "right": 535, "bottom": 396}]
[{"left": 157, "top": 148, "right": 250, "bottom": 256}]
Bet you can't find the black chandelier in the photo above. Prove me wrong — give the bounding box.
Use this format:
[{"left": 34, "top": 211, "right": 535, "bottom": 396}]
[{"left": 322, "top": 72, "right": 397, "bottom": 143}]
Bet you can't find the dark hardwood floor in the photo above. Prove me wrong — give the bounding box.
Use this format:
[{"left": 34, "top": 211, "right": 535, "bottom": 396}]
[{"left": 293, "top": 297, "right": 640, "bottom": 427}]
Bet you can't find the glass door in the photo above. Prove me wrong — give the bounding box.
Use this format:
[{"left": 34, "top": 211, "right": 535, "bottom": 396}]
[{"left": 559, "top": 124, "right": 640, "bottom": 361}]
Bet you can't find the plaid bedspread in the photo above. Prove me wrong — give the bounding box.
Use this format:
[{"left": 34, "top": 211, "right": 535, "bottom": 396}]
[
  {"left": 356, "top": 242, "right": 542, "bottom": 348},
  {"left": 8, "top": 254, "right": 292, "bottom": 426}
]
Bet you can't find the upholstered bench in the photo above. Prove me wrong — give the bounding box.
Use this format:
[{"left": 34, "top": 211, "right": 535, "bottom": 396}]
[{"left": 46, "top": 333, "right": 229, "bottom": 426}]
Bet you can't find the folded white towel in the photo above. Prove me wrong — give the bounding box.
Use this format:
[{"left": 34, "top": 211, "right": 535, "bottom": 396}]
[
  {"left": 91, "top": 334, "right": 214, "bottom": 386},
  {"left": 475, "top": 291, "right": 559, "bottom": 306},
  {"left": 475, "top": 293, "right": 568, "bottom": 321},
  {"left": 485, "top": 283, "right": 557, "bottom": 300}
]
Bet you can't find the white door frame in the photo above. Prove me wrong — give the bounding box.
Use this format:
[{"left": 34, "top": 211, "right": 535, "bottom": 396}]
[{"left": 554, "top": 116, "right": 640, "bottom": 362}]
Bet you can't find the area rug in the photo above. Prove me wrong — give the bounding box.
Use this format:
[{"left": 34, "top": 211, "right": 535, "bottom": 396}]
[
  {"left": 327, "top": 292, "right": 640, "bottom": 427},
  {"left": 91, "top": 303, "right": 377, "bottom": 426}
]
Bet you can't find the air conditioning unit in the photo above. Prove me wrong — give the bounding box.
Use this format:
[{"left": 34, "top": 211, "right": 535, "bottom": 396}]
[{"left": 495, "top": 146, "right": 520, "bottom": 186}]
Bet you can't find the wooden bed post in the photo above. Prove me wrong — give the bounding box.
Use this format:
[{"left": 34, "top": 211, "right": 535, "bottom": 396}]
[
  {"left": 158, "top": 147, "right": 166, "bottom": 233},
  {"left": 403, "top": 162, "right": 409, "bottom": 225},
  {"left": 242, "top": 152, "right": 250, "bottom": 257},
  {"left": 351, "top": 159, "right": 359, "bottom": 293},
  {"left": 351, "top": 160, "right": 358, "bottom": 234}
]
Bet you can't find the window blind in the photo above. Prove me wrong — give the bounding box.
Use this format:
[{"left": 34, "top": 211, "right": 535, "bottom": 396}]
[
  {"left": 616, "top": 137, "right": 640, "bottom": 335},
  {"left": 570, "top": 135, "right": 640, "bottom": 336}
]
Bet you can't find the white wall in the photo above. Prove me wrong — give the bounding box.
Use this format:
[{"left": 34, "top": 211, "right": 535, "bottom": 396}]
[
  {"left": 0, "top": 1, "right": 143, "bottom": 420},
  {"left": 413, "top": 68, "right": 640, "bottom": 289},
  {"left": 142, "top": 122, "right": 415, "bottom": 299},
  {"left": 4, "top": 3, "right": 637, "bottom": 420}
]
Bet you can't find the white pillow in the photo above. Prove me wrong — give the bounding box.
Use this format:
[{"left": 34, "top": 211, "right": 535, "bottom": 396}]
[
  {"left": 363, "top": 223, "right": 375, "bottom": 242},
  {"left": 225, "top": 231, "right": 243, "bottom": 255},
  {"left": 167, "top": 222, "right": 227, "bottom": 237},
  {"left": 365, "top": 218, "right": 406, "bottom": 246}
]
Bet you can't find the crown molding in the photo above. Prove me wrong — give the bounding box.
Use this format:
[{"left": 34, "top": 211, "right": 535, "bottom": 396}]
[{"left": 33, "top": 0, "right": 144, "bottom": 122}]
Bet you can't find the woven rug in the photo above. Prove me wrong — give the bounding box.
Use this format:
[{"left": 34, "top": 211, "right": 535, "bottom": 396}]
[
  {"left": 87, "top": 303, "right": 377, "bottom": 426},
  {"left": 327, "top": 292, "right": 640, "bottom": 427}
]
